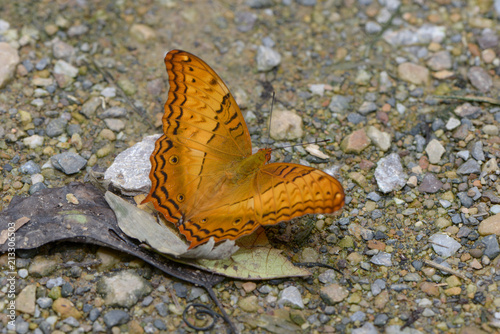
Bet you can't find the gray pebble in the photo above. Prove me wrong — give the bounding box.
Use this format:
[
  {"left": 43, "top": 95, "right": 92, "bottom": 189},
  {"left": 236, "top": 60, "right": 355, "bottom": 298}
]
[
  {"left": 61, "top": 282, "right": 74, "bottom": 297},
  {"left": 45, "top": 118, "right": 67, "bottom": 137},
  {"left": 429, "top": 233, "right": 461, "bottom": 258},
  {"left": 15, "top": 320, "right": 29, "bottom": 334},
  {"left": 365, "top": 21, "right": 382, "bottom": 34},
  {"left": 371, "top": 278, "right": 386, "bottom": 296},
  {"left": 155, "top": 302, "right": 168, "bottom": 317},
  {"left": 256, "top": 45, "right": 281, "bottom": 72},
  {"left": 418, "top": 173, "right": 443, "bottom": 194},
  {"left": 468, "top": 66, "right": 493, "bottom": 93},
  {"left": 29, "top": 182, "right": 47, "bottom": 194},
  {"left": 480, "top": 235, "right": 500, "bottom": 260},
  {"left": 67, "top": 124, "right": 82, "bottom": 136},
  {"left": 153, "top": 319, "right": 167, "bottom": 330},
  {"left": 46, "top": 277, "right": 64, "bottom": 288},
  {"left": 477, "top": 29, "right": 498, "bottom": 49},
  {"left": 63, "top": 316, "right": 80, "bottom": 327},
  {"left": 370, "top": 252, "right": 392, "bottom": 266},
  {"left": 68, "top": 24, "right": 89, "bottom": 37},
  {"left": 99, "top": 106, "right": 128, "bottom": 118},
  {"left": 51, "top": 152, "right": 87, "bottom": 175},
  {"left": 374, "top": 153, "right": 407, "bottom": 193},
  {"left": 22, "top": 59, "right": 34, "bottom": 72},
  {"left": 469, "top": 141, "right": 485, "bottom": 161},
  {"left": 350, "top": 310, "right": 366, "bottom": 322},
  {"left": 414, "top": 134, "right": 426, "bottom": 152},
  {"left": 173, "top": 282, "right": 188, "bottom": 298},
  {"left": 35, "top": 58, "right": 50, "bottom": 71},
  {"left": 19, "top": 160, "right": 41, "bottom": 175},
  {"left": 103, "top": 310, "right": 130, "bottom": 328},
  {"left": 390, "top": 284, "right": 410, "bottom": 291},
  {"left": 246, "top": 0, "right": 275, "bottom": 9},
  {"left": 89, "top": 308, "right": 101, "bottom": 322},
  {"left": 457, "top": 192, "right": 474, "bottom": 208},
  {"left": 456, "top": 150, "right": 470, "bottom": 160},
  {"left": 347, "top": 112, "right": 366, "bottom": 124},
  {"left": 374, "top": 313, "right": 389, "bottom": 326},
  {"left": 235, "top": 11, "right": 257, "bottom": 32},
  {"left": 329, "top": 94, "right": 352, "bottom": 113},
  {"left": 358, "top": 101, "right": 378, "bottom": 115},
  {"left": 36, "top": 297, "right": 53, "bottom": 309},
  {"left": 457, "top": 159, "right": 481, "bottom": 175},
  {"left": 142, "top": 295, "right": 154, "bottom": 306},
  {"left": 366, "top": 192, "right": 381, "bottom": 202}
]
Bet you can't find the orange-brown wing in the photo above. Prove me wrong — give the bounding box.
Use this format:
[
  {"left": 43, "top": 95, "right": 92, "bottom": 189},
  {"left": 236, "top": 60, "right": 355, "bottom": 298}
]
[
  {"left": 143, "top": 50, "right": 252, "bottom": 225},
  {"left": 162, "top": 50, "right": 252, "bottom": 158},
  {"left": 178, "top": 162, "right": 345, "bottom": 249}
]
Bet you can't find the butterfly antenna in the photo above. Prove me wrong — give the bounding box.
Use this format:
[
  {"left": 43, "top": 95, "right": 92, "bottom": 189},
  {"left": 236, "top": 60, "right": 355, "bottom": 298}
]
[
  {"left": 277, "top": 139, "right": 331, "bottom": 150},
  {"left": 267, "top": 91, "right": 275, "bottom": 146}
]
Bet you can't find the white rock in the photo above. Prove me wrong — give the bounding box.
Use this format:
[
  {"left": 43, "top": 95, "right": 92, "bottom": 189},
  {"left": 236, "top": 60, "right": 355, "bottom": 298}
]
[
  {"left": 425, "top": 139, "right": 445, "bottom": 164},
  {"left": 366, "top": 126, "right": 391, "bottom": 151},
  {"left": 269, "top": 110, "right": 303, "bottom": 140},
  {"left": 446, "top": 117, "right": 461, "bottom": 130},
  {"left": 23, "top": 135, "right": 45, "bottom": 148},
  {"left": 256, "top": 45, "right": 281, "bottom": 72},
  {"left": 0, "top": 42, "right": 19, "bottom": 88}
]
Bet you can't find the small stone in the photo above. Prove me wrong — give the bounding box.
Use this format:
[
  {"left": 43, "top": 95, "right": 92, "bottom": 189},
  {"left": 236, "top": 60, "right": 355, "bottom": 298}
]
[
  {"left": 446, "top": 117, "right": 461, "bottom": 130},
  {"left": 457, "top": 159, "right": 481, "bottom": 175},
  {"left": 358, "top": 101, "right": 377, "bottom": 115},
  {"left": 269, "top": 110, "right": 303, "bottom": 140},
  {"left": 374, "top": 153, "right": 407, "bottom": 193},
  {"left": 97, "top": 270, "right": 152, "bottom": 308},
  {"left": 19, "top": 161, "right": 41, "bottom": 175},
  {"left": 81, "top": 96, "right": 102, "bottom": 118},
  {"left": 454, "top": 103, "right": 482, "bottom": 118},
  {"left": 104, "top": 118, "right": 126, "bottom": 132},
  {"left": 398, "top": 62, "right": 429, "bottom": 85},
  {"left": 99, "top": 106, "right": 127, "bottom": 118},
  {"left": 28, "top": 255, "right": 59, "bottom": 276},
  {"left": 235, "top": 11, "right": 257, "bottom": 32},
  {"left": 418, "top": 173, "right": 443, "bottom": 193},
  {"left": 483, "top": 158, "right": 499, "bottom": 174},
  {"left": 308, "top": 84, "right": 325, "bottom": 96},
  {"left": 51, "top": 152, "right": 87, "bottom": 175},
  {"left": 483, "top": 124, "right": 499, "bottom": 136},
  {"left": 370, "top": 252, "right": 392, "bottom": 266},
  {"left": 278, "top": 286, "right": 304, "bottom": 309},
  {"left": 320, "top": 283, "right": 349, "bottom": 305},
  {"left": 46, "top": 118, "right": 68, "bottom": 137},
  {"left": 429, "top": 233, "right": 461, "bottom": 258},
  {"left": 469, "top": 141, "right": 485, "bottom": 161},
  {"left": 328, "top": 94, "right": 352, "bottom": 113},
  {"left": 16, "top": 284, "right": 37, "bottom": 315},
  {"left": 52, "top": 41, "right": 75, "bottom": 59},
  {"left": 341, "top": 129, "right": 371, "bottom": 154},
  {"left": 67, "top": 24, "right": 89, "bottom": 37},
  {"left": 468, "top": 66, "right": 493, "bottom": 92},
  {"left": 101, "top": 87, "right": 116, "bottom": 97},
  {"left": 478, "top": 213, "right": 500, "bottom": 236},
  {"left": 256, "top": 45, "right": 281, "bottom": 72},
  {"left": 52, "top": 298, "right": 82, "bottom": 319},
  {"left": 130, "top": 24, "right": 156, "bottom": 41},
  {"left": 238, "top": 295, "right": 259, "bottom": 312},
  {"left": 365, "top": 21, "right": 382, "bottom": 34},
  {"left": 241, "top": 282, "right": 257, "bottom": 293},
  {"left": 425, "top": 139, "right": 445, "bottom": 164},
  {"left": 23, "top": 134, "right": 44, "bottom": 148},
  {"left": 366, "top": 126, "right": 391, "bottom": 151},
  {"left": 118, "top": 78, "right": 137, "bottom": 96},
  {"left": 427, "top": 50, "right": 452, "bottom": 71},
  {"left": 0, "top": 42, "right": 20, "bottom": 88},
  {"left": 103, "top": 310, "right": 130, "bottom": 328}
]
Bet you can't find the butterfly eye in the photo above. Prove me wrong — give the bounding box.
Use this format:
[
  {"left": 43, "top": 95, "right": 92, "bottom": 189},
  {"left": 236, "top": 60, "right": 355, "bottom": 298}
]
[
  {"left": 233, "top": 218, "right": 241, "bottom": 225},
  {"left": 169, "top": 155, "right": 179, "bottom": 164},
  {"left": 176, "top": 194, "right": 185, "bottom": 202},
  {"left": 201, "top": 218, "right": 207, "bottom": 224}
]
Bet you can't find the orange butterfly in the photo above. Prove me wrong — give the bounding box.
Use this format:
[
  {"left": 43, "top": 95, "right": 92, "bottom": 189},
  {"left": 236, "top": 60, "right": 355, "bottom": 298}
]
[{"left": 143, "top": 50, "right": 345, "bottom": 249}]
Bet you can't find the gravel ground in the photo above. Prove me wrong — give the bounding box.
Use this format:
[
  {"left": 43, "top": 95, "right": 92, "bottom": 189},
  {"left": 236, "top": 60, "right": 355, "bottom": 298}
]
[{"left": 1, "top": 0, "right": 500, "bottom": 333}]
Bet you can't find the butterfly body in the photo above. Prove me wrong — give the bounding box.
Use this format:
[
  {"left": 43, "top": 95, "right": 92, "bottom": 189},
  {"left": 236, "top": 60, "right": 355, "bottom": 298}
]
[{"left": 143, "top": 50, "right": 345, "bottom": 249}]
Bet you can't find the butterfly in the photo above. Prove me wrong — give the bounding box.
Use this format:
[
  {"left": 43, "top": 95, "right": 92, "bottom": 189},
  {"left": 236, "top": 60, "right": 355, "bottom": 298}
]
[{"left": 142, "top": 50, "right": 345, "bottom": 249}]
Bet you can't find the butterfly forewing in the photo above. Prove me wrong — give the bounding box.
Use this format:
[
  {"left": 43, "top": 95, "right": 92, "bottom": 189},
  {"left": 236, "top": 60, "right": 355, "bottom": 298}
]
[{"left": 164, "top": 50, "right": 252, "bottom": 158}]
